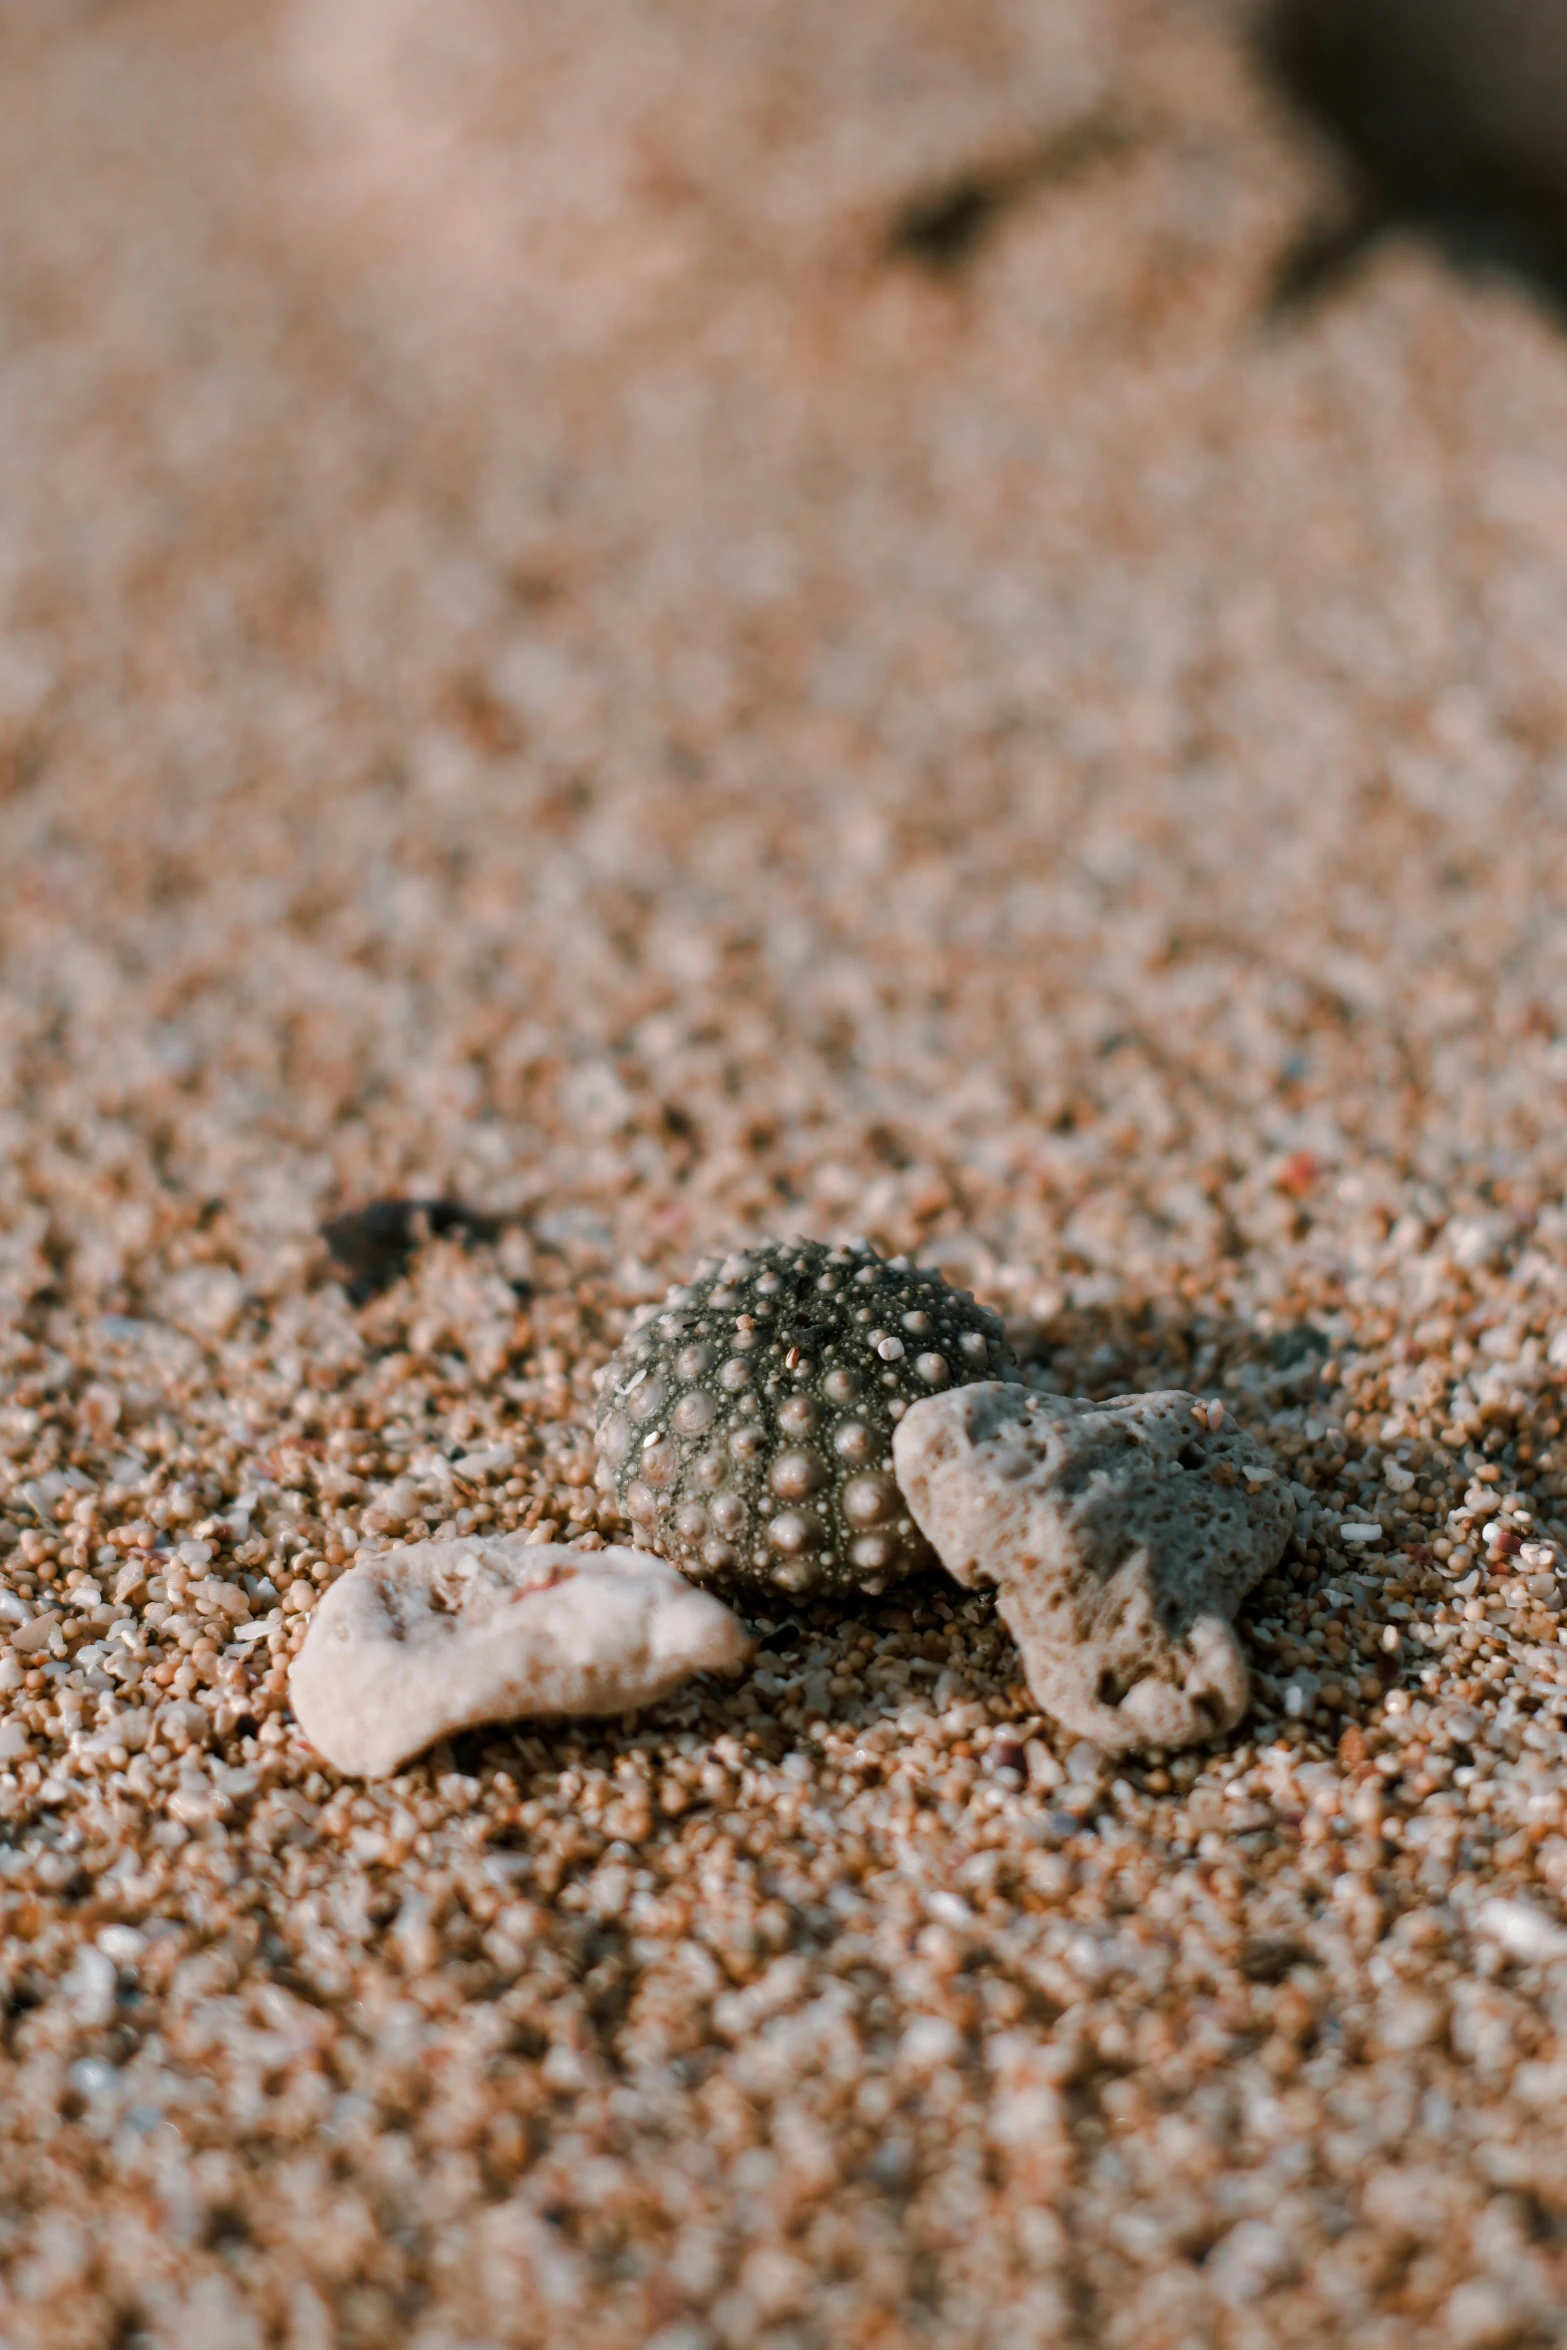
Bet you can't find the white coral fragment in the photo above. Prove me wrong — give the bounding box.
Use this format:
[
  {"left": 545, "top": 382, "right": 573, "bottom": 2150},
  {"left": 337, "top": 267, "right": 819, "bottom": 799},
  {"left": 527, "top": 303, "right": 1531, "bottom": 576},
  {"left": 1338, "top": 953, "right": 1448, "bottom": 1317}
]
[
  {"left": 290, "top": 1537, "right": 753, "bottom": 1778},
  {"left": 894, "top": 1385, "right": 1295, "bottom": 1754}
]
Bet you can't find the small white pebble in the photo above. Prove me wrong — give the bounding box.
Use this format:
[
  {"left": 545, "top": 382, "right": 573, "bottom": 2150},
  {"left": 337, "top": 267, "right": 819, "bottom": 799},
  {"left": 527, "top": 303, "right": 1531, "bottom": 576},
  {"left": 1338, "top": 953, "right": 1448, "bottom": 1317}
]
[
  {"left": 62, "top": 1947, "right": 118, "bottom": 2027},
  {"left": 1476, "top": 1898, "right": 1567, "bottom": 1964},
  {"left": 96, "top": 1925, "right": 147, "bottom": 1964}
]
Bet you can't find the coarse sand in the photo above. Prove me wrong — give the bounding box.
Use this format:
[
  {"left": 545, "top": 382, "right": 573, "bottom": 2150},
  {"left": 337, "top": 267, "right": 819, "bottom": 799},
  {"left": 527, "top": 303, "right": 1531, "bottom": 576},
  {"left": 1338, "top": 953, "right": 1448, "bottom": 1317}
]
[{"left": 6, "top": 2, "right": 1567, "bottom": 2344}]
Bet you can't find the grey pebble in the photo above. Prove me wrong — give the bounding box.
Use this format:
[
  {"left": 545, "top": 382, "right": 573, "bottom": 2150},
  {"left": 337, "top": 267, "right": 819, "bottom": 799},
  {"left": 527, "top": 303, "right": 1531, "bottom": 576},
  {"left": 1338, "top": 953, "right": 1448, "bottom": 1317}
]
[{"left": 895, "top": 1385, "right": 1296, "bottom": 1753}]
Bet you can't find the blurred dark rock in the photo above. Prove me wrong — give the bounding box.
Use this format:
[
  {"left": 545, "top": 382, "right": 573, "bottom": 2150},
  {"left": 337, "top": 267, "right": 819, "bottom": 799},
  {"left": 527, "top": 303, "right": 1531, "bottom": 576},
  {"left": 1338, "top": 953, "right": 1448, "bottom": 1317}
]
[
  {"left": 1259, "top": 0, "right": 1567, "bottom": 307},
  {"left": 320, "top": 1198, "right": 501, "bottom": 1303}
]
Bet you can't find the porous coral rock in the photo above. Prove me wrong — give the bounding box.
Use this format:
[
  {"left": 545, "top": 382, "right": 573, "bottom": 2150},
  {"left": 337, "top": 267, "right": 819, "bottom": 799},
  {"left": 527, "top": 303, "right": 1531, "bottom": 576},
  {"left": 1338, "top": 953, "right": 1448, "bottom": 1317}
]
[
  {"left": 894, "top": 1384, "right": 1295, "bottom": 1751},
  {"left": 595, "top": 1237, "right": 1018, "bottom": 1594},
  {"left": 290, "top": 1537, "right": 752, "bottom": 1777}
]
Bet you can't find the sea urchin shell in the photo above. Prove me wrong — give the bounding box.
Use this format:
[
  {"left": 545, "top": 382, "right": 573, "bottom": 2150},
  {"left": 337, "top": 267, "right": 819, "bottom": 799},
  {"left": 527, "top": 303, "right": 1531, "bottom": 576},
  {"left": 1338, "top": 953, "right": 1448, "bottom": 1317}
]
[{"left": 594, "top": 1237, "right": 1019, "bottom": 1594}]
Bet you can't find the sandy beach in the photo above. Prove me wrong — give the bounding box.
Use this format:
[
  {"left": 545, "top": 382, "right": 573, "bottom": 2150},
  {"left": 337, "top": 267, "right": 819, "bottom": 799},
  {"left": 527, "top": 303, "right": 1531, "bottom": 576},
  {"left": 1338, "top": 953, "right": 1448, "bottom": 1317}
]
[{"left": 5, "top": 3, "right": 1567, "bottom": 2342}]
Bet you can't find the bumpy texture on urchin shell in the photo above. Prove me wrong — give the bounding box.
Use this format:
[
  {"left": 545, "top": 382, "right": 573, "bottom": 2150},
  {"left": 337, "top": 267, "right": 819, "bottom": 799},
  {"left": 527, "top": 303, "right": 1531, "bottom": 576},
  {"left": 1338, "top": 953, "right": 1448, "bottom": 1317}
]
[{"left": 595, "top": 1238, "right": 1019, "bottom": 1594}]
